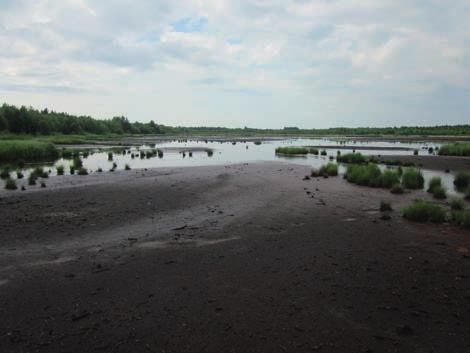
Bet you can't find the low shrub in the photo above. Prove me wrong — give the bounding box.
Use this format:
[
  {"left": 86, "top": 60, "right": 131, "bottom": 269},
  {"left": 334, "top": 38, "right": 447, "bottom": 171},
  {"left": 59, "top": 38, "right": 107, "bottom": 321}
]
[
  {"left": 108, "top": 152, "right": 114, "bottom": 161},
  {"left": 125, "top": 164, "right": 131, "bottom": 170},
  {"left": 320, "top": 150, "right": 327, "bottom": 156},
  {"left": 56, "top": 165, "right": 65, "bottom": 175},
  {"left": 70, "top": 166, "right": 75, "bottom": 175},
  {"left": 454, "top": 171, "right": 470, "bottom": 191},
  {"left": 16, "top": 171, "right": 24, "bottom": 179},
  {"left": 402, "top": 200, "right": 446, "bottom": 223},
  {"left": 97, "top": 167, "right": 103, "bottom": 172},
  {"left": 4, "top": 178, "right": 17, "bottom": 190},
  {"left": 402, "top": 168, "right": 424, "bottom": 189}
]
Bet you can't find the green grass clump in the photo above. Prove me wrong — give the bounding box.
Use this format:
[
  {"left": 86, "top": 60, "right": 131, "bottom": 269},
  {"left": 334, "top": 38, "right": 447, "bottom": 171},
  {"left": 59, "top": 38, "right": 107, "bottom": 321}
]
[
  {"left": 70, "top": 166, "right": 75, "bottom": 175},
  {"left": 77, "top": 167, "right": 88, "bottom": 175},
  {"left": 432, "top": 185, "right": 447, "bottom": 199},
  {"left": 32, "top": 167, "right": 48, "bottom": 178},
  {"left": 337, "top": 152, "right": 366, "bottom": 164},
  {"left": 125, "top": 164, "right": 131, "bottom": 170},
  {"left": 451, "top": 210, "right": 470, "bottom": 229},
  {"left": 345, "top": 164, "right": 382, "bottom": 187},
  {"left": 158, "top": 150, "right": 164, "bottom": 158},
  {"left": 391, "top": 183, "right": 404, "bottom": 194},
  {"left": 28, "top": 173, "right": 37, "bottom": 185},
  {"left": 0, "top": 140, "right": 59, "bottom": 163},
  {"left": 207, "top": 150, "right": 213, "bottom": 157},
  {"left": 16, "top": 171, "right": 24, "bottom": 179},
  {"left": 56, "top": 165, "right": 65, "bottom": 175},
  {"left": 0, "top": 168, "right": 10, "bottom": 179},
  {"left": 72, "top": 157, "right": 83, "bottom": 169},
  {"left": 454, "top": 171, "right": 470, "bottom": 191},
  {"left": 310, "top": 148, "right": 319, "bottom": 155},
  {"left": 465, "top": 188, "right": 470, "bottom": 201},
  {"left": 275, "top": 147, "right": 309, "bottom": 155},
  {"left": 4, "top": 178, "right": 17, "bottom": 190},
  {"left": 97, "top": 167, "right": 103, "bottom": 172},
  {"left": 108, "top": 152, "right": 114, "bottom": 161},
  {"left": 379, "top": 170, "right": 401, "bottom": 188},
  {"left": 254, "top": 141, "right": 262, "bottom": 145},
  {"left": 413, "top": 149, "right": 419, "bottom": 155},
  {"left": 319, "top": 163, "right": 338, "bottom": 176},
  {"left": 380, "top": 201, "right": 392, "bottom": 212},
  {"left": 402, "top": 168, "right": 424, "bottom": 189},
  {"left": 320, "top": 149, "right": 327, "bottom": 156},
  {"left": 427, "top": 177, "right": 442, "bottom": 193},
  {"left": 438, "top": 143, "right": 470, "bottom": 157},
  {"left": 450, "top": 198, "right": 465, "bottom": 211},
  {"left": 402, "top": 200, "right": 446, "bottom": 223}
]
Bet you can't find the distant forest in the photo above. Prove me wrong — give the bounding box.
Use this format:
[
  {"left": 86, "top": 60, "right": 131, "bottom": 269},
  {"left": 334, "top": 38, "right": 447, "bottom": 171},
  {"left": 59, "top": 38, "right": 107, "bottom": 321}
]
[{"left": 1, "top": 103, "right": 469, "bottom": 136}]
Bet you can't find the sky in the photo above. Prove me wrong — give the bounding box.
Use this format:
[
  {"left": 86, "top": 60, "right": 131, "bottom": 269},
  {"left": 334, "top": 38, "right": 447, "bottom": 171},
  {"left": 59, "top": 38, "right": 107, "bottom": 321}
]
[{"left": 0, "top": 0, "right": 469, "bottom": 128}]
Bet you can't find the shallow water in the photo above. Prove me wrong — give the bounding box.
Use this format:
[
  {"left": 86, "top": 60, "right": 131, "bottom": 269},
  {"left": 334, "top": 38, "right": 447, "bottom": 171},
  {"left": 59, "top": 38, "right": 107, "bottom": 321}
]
[{"left": 1, "top": 137, "right": 463, "bottom": 196}]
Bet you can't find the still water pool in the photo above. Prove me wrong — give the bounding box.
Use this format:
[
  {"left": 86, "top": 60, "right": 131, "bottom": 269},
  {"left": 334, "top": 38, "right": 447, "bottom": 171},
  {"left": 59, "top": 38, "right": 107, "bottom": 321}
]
[{"left": 2, "top": 137, "right": 462, "bottom": 196}]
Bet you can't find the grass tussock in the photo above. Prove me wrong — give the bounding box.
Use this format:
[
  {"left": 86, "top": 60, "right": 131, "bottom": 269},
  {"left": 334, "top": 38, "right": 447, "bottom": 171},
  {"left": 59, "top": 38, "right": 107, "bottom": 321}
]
[
  {"left": 125, "top": 164, "right": 131, "bottom": 170},
  {"left": 32, "top": 166, "right": 48, "bottom": 179},
  {"left": 380, "top": 201, "right": 392, "bottom": 212},
  {"left": 401, "top": 168, "right": 424, "bottom": 189},
  {"left": 336, "top": 152, "right": 367, "bottom": 164},
  {"left": 402, "top": 200, "right": 446, "bottom": 223},
  {"left": 454, "top": 171, "right": 470, "bottom": 191},
  {"left": 450, "top": 198, "right": 465, "bottom": 211},
  {"left": 0, "top": 140, "right": 59, "bottom": 163},
  {"left": 28, "top": 173, "right": 37, "bottom": 185},
  {"left": 427, "top": 177, "right": 442, "bottom": 193},
  {"left": 438, "top": 143, "right": 470, "bottom": 157},
  {"left": 391, "top": 183, "right": 404, "bottom": 194},
  {"left": 451, "top": 210, "right": 470, "bottom": 229},
  {"left": 312, "top": 163, "right": 338, "bottom": 177},
  {"left": 275, "top": 147, "right": 309, "bottom": 155},
  {"left": 56, "top": 165, "right": 64, "bottom": 175},
  {"left": 345, "top": 164, "right": 400, "bottom": 188},
  {"left": 432, "top": 185, "right": 447, "bottom": 199},
  {"left": 77, "top": 167, "right": 88, "bottom": 175},
  {"left": 16, "top": 170, "right": 24, "bottom": 179},
  {"left": 4, "top": 178, "right": 17, "bottom": 190},
  {"left": 0, "top": 168, "right": 10, "bottom": 179}
]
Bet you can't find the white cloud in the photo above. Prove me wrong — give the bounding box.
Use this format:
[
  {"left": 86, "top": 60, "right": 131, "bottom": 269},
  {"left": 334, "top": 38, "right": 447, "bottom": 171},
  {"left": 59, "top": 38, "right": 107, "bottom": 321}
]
[{"left": 0, "top": 0, "right": 468, "bottom": 127}]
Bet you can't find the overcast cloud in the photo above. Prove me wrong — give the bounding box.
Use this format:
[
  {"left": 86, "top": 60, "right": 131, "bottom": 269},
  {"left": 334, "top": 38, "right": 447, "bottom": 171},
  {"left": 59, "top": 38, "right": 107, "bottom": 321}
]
[{"left": 0, "top": 0, "right": 469, "bottom": 128}]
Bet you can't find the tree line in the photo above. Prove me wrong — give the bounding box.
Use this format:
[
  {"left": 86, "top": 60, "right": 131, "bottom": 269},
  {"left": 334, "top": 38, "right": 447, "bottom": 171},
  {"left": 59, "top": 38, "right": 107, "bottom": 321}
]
[
  {"left": 0, "top": 104, "right": 162, "bottom": 135},
  {"left": 0, "top": 103, "right": 469, "bottom": 136}
]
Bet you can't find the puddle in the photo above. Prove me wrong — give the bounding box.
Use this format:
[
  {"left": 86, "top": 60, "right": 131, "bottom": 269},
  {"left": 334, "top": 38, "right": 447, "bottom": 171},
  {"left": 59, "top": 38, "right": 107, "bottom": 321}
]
[
  {"left": 138, "top": 236, "right": 240, "bottom": 249},
  {"left": 27, "top": 256, "right": 77, "bottom": 267}
]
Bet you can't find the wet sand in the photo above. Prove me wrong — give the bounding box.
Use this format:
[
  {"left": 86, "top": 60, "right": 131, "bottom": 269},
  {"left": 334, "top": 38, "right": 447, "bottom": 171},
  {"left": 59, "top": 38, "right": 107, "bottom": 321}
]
[{"left": 0, "top": 162, "right": 469, "bottom": 353}]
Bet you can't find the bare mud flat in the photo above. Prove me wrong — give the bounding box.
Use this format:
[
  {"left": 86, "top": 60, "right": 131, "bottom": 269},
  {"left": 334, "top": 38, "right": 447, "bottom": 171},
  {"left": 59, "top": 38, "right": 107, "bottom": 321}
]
[
  {"left": 0, "top": 162, "right": 469, "bottom": 353},
  {"left": 374, "top": 155, "right": 470, "bottom": 172}
]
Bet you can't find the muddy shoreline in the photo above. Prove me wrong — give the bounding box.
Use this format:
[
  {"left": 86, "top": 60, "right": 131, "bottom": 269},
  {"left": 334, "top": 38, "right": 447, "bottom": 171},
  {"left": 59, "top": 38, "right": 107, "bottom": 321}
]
[{"left": 1, "top": 162, "right": 469, "bottom": 353}]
